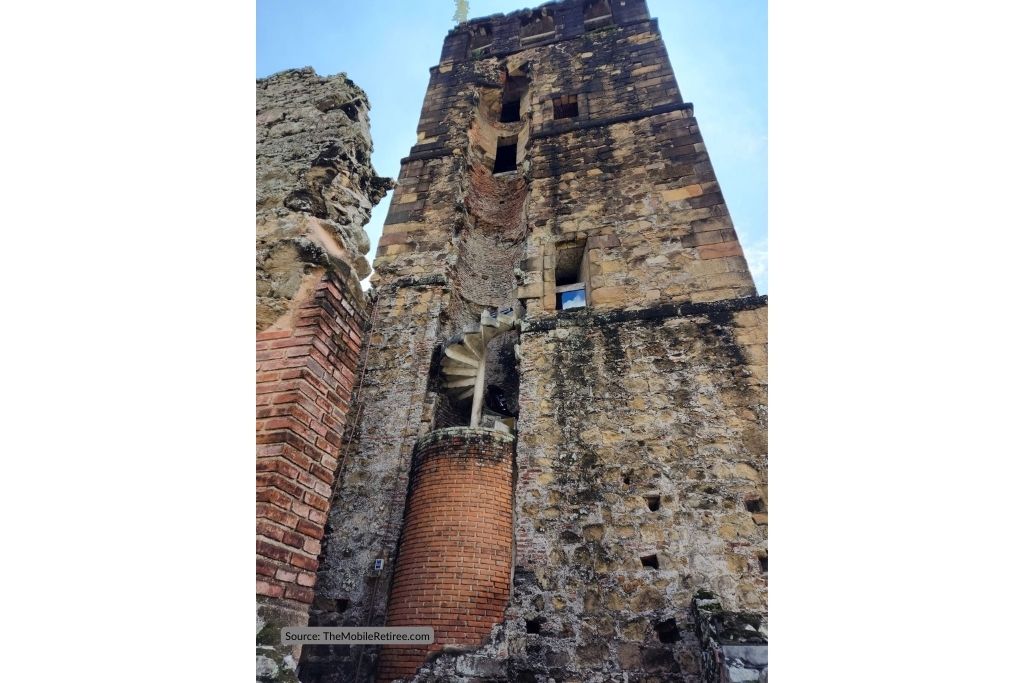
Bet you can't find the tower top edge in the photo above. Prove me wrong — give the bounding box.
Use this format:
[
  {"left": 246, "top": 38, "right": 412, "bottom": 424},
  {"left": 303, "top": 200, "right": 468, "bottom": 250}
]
[{"left": 447, "top": 0, "right": 650, "bottom": 35}]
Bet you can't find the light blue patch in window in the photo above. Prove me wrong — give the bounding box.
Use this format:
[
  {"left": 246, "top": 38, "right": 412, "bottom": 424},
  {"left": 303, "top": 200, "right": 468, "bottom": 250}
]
[{"left": 558, "top": 288, "right": 586, "bottom": 310}]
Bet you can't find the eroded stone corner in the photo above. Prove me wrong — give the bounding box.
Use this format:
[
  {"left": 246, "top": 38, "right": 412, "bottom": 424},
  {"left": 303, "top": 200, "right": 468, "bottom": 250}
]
[{"left": 257, "top": 66, "right": 395, "bottom": 331}]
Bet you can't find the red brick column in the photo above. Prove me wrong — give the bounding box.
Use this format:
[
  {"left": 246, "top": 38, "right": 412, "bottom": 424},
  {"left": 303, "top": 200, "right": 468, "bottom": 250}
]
[
  {"left": 376, "top": 428, "right": 515, "bottom": 682},
  {"left": 256, "top": 271, "right": 366, "bottom": 606}
]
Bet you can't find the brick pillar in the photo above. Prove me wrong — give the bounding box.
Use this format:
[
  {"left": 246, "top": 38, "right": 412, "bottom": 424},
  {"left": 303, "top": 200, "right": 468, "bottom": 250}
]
[
  {"left": 376, "top": 428, "right": 515, "bottom": 682},
  {"left": 256, "top": 270, "right": 366, "bottom": 663}
]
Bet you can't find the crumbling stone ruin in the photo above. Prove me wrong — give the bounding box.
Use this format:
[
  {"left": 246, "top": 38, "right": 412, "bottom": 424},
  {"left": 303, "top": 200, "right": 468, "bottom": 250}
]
[
  {"left": 256, "top": 66, "right": 394, "bottom": 681},
  {"left": 257, "top": 67, "right": 394, "bottom": 332},
  {"left": 256, "top": 1, "right": 767, "bottom": 681}
]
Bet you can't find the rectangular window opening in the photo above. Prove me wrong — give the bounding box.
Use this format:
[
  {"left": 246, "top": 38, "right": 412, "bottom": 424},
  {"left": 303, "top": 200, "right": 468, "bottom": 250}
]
[
  {"left": 500, "top": 99, "right": 521, "bottom": 123},
  {"left": 553, "top": 94, "right": 579, "bottom": 120},
  {"left": 493, "top": 138, "right": 518, "bottom": 174},
  {"left": 555, "top": 244, "right": 584, "bottom": 287},
  {"left": 554, "top": 242, "right": 587, "bottom": 310},
  {"left": 640, "top": 553, "right": 659, "bottom": 570},
  {"left": 744, "top": 497, "right": 764, "bottom": 513},
  {"left": 556, "top": 285, "right": 586, "bottom": 310}
]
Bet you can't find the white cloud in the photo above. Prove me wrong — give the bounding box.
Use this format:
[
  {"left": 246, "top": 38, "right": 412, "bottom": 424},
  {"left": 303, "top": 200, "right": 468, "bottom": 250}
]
[{"left": 737, "top": 230, "right": 768, "bottom": 295}]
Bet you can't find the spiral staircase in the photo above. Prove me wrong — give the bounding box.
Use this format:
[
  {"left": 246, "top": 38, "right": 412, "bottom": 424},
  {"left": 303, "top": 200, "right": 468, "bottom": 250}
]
[{"left": 440, "top": 307, "right": 518, "bottom": 428}]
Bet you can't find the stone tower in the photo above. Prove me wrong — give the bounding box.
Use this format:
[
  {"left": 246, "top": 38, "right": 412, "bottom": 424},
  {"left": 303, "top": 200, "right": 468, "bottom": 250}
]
[{"left": 298, "top": 1, "right": 768, "bottom": 681}]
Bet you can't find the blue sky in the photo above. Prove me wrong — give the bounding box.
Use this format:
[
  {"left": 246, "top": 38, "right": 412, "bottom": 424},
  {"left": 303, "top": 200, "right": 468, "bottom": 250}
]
[{"left": 257, "top": 0, "right": 766, "bottom": 294}]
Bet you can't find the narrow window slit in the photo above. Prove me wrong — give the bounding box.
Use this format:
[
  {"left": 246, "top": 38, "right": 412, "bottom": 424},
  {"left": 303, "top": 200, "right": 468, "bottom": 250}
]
[
  {"left": 500, "top": 99, "right": 521, "bottom": 123},
  {"left": 645, "top": 495, "right": 661, "bottom": 512},
  {"left": 493, "top": 138, "right": 517, "bottom": 174},
  {"left": 759, "top": 554, "right": 768, "bottom": 574}
]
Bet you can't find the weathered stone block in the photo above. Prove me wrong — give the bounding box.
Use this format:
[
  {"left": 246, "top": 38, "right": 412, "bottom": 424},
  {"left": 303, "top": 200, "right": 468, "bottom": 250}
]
[
  {"left": 590, "top": 285, "right": 629, "bottom": 304},
  {"left": 662, "top": 184, "right": 704, "bottom": 202},
  {"left": 697, "top": 241, "right": 744, "bottom": 259}
]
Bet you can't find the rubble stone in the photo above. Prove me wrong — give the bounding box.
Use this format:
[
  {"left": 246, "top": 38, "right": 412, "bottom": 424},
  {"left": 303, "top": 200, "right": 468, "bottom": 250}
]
[{"left": 257, "top": 67, "right": 394, "bottom": 331}]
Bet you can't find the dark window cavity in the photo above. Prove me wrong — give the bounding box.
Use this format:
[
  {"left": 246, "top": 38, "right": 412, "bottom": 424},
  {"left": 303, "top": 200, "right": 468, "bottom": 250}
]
[
  {"left": 640, "top": 553, "right": 659, "bottom": 570},
  {"left": 493, "top": 138, "right": 517, "bottom": 174},
  {"left": 553, "top": 94, "right": 579, "bottom": 120},
  {"left": 555, "top": 243, "right": 585, "bottom": 286},
  {"left": 500, "top": 72, "right": 529, "bottom": 123},
  {"left": 554, "top": 241, "right": 587, "bottom": 310},
  {"left": 654, "top": 618, "right": 681, "bottom": 643},
  {"left": 500, "top": 99, "right": 521, "bottom": 123}
]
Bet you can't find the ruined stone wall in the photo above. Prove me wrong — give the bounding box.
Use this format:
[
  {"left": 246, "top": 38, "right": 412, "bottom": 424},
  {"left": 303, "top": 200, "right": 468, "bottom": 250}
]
[
  {"left": 257, "top": 272, "right": 367, "bottom": 607},
  {"left": 305, "top": 1, "right": 767, "bottom": 681},
  {"left": 300, "top": 279, "right": 451, "bottom": 683},
  {"left": 377, "top": 428, "right": 515, "bottom": 681},
  {"left": 257, "top": 67, "right": 393, "bottom": 331},
  {"left": 257, "top": 67, "right": 392, "bottom": 683},
  {"left": 509, "top": 299, "right": 767, "bottom": 680},
  {"left": 521, "top": 105, "right": 755, "bottom": 311},
  {"left": 375, "top": 13, "right": 755, "bottom": 317},
  {"left": 410, "top": 298, "right": 767, "bottom": 682}
]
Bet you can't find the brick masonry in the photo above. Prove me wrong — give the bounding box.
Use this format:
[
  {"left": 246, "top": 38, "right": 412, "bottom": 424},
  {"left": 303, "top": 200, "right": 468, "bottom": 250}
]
[
  {"left": 256, "top": 270, "right": 367, "bottom": 606},
  {"left": 376, "top": 428, "right": 515, "bottom": 681},
  {"left": 256, "top": 67, "right": 391, "bottom": 683}
]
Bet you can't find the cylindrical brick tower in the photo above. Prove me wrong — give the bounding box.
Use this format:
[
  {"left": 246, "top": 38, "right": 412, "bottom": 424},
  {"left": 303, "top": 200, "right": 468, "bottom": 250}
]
[{"left": 376, "top": 427, "right": 515, "bottom": 682}]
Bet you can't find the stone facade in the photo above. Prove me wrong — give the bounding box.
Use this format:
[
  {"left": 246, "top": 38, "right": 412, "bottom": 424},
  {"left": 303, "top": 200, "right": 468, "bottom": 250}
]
[
  {"left": 256, "top": 67, "right": 393, "bottom": 682},
  {"left": 291, "top": 1, "right": 767, "bottom": 681}
]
